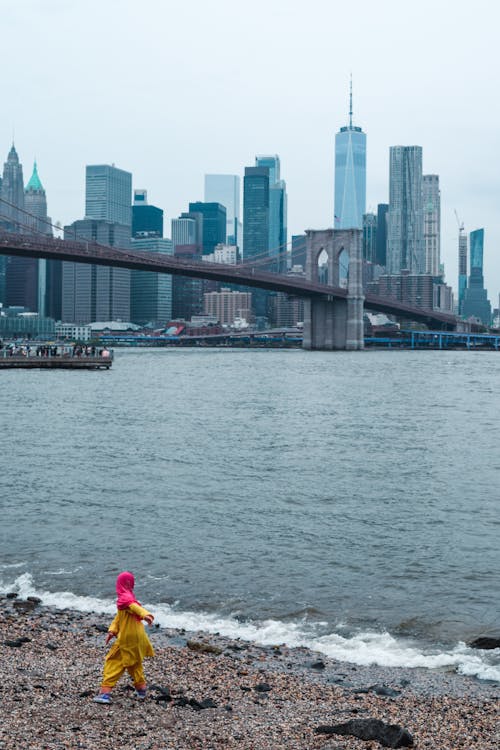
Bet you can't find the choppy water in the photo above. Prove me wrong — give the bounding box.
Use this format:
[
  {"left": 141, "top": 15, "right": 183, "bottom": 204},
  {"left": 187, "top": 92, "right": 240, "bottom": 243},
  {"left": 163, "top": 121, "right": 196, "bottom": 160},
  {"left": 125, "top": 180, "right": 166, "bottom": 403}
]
[{"left": 1, "top": 348, "right": 499, "bottom": 680}]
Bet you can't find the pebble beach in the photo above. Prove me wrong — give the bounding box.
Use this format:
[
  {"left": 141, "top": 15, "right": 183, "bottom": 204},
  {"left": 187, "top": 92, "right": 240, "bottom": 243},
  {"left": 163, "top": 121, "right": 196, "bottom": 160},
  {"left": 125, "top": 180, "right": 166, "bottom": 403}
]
[{"left": 1, "top": 596, "right": 498, "bottom": 750}]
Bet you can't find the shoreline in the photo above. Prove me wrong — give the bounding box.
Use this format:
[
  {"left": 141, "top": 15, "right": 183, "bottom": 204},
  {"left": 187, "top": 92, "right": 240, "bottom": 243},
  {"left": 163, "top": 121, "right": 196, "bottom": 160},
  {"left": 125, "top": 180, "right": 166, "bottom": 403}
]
[{"left": 1, "top": 597, "right": 498, "bottom": 749}]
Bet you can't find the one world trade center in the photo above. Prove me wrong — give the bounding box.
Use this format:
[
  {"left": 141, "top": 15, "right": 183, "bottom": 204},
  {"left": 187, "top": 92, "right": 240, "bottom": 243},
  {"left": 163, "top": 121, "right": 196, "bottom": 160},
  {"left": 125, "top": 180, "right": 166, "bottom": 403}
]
[{"left": 334, "top": 80, "right": 366, "bottom": 229}]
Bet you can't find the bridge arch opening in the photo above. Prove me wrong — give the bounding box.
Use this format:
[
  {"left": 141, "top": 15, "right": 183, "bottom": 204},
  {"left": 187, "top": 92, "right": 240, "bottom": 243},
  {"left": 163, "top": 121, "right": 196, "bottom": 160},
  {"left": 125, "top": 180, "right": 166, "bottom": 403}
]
[
  {"left": 317, "top": 247, "right": 329, "bottom": 285},
  {"left": 338, "top": 247, "right": 349, "bottom": 288}
]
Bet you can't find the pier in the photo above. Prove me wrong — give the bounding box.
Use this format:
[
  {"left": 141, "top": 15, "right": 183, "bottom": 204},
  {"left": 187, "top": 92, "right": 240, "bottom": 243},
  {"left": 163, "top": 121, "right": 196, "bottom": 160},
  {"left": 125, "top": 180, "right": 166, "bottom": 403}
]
[{"left": 0, "top": 348, "right": 113, "bottom": 370}]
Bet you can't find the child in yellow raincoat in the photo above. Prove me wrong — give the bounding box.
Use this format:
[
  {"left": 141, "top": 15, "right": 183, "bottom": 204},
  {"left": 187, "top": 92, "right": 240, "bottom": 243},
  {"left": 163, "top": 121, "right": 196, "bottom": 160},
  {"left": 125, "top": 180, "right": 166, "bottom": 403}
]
[{"left": 94, "top": 571, "right": 155, "bottom": 704}]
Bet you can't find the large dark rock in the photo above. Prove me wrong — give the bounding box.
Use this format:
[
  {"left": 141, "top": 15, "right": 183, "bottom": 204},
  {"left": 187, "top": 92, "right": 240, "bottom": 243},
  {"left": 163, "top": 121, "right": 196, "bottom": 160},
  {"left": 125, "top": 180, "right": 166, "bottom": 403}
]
[
  {"left": 186, "top": 640, "right": 222, "bottom": 655},
  {"left": 152, "top": 685, "right": 172, "bottom": 703},
  {"left": 369, "top": 684, "right": 402, "bottom": 697},
  {"left": 469, "top": 637, "right": 500, "bottom": 650},
  {"left": 4, "top": 636, "right": 31, "bottom": 648},
  {"left": 13, "top": 599, "right": 36, "bottom": 612},
  {"left": 189, "top": 697, "right": 217, "bottom": 710},
  {"left": 315, "top": 718, "right": 414, "bottom": 748},
  {"left": 254, "top": 682, "right": 272, "bottom": 692},
  {"left": 310, "top": 659, "right": 326, "bottom": 670}
]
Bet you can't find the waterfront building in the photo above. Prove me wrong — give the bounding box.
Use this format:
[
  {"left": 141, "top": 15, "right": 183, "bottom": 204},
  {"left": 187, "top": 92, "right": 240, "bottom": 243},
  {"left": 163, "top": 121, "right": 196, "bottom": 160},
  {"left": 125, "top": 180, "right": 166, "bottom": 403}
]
[
  {"left": 130, "top": 237, "right": 173, "bottom": 326},
  {"left": 270, "top": 293, "right": 304, "bottom": 328},
  {"left": 0, "top": 308, "right": 55, "bottom": 338},
  {"left": 376, "top": 204, "right": 388, "bottom": 267},
  {"left": 132, "top": 189, "right": 163, "bottom": 238},
  {"left": 387, "top": 146, "right": 424, "bottom": 274},
  {"left": 334, "top": 81, "right": 366, "bottom": 229},
  {"left": 85, "top": 164, "right": 132, "bottom": 226},
  {"left": 188, "top": 202, "right": 226, "bottom": 256},
  {"left": 62, "top": 219, "right": 131, "bottom": 323},
  {"left": 204, "top": 174, "right": 241, "bottom": 247},
  {"left": 55, "top": 323, "right": 92, "bottom": 341},
  {"left": 422, "top": 175, "right": 440, "bottom": 276},
  {"left": 461, "top": 228, "right": 491, "bottom": 324},
  {"left": 203, "top": 287, "right": 252, "bottom": 325}
]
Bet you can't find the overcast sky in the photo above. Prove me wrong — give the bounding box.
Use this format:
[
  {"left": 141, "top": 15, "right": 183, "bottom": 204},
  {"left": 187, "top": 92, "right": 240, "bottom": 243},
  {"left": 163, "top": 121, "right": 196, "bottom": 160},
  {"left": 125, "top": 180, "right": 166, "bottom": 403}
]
[{"left": 2, "top": 0, "right": 499, "bottom": 300}]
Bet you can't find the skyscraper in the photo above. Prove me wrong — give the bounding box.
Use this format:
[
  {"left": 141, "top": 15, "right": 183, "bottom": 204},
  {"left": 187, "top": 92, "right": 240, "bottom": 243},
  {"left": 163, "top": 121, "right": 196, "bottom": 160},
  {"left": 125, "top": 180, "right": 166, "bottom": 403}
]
[
  {"left": 85, "top": 164, "right": 132, "bottom": 226},
  {"left": 171, "top": 214, "right": 203, "bottom": 321},
  {"left": 59, "top": 164, "right": 133, "bottom": 323},
  {"left": 0, "top": 145, "right": 25, "bottom": 305},
  {"left": 461, "top": 228, "right": 491, "bottom": 324},
  {"left": 171, "top": 217, "right": 198, "bottom": 247},
  {"left": 24, "top": 162, "right": 52, "bottom": 235},
  {"left": 188, "top": 202, "right": 226, "bottom": 255},
  {"left": 255, "top": 155, "right": 287, "bottom": 271},
  {"left": 24, "top": 162, "right": 53, "bottom": 316},
  {"left": 204, "top": 175, "right": 241, "bottom": 247},
  {"left": 130, "top": 237, "right": 173, "bottom": 326},
  {"left": 243, "top": 166, "right": 269, "bottom": 262},
  {"left": 376, "top": 204, "right": 388, "bottom": 267},
  {"left": 0, "top": 144, "right": 25, "bottom": 232},
  {"left": 334, "top": 81, "right": 366, "bottom": 229},
  {"left": 387, "top": 146, "right": 424, "bottom": 274},
  {"left": 422, "top": 174, "right": 440, "bottom": 276},
  {"left": 362, "top": 213, "right": 377, "bottom": 263},
  {"left": 62, "top": 220, "right": 131, "bottom": 323},
  {"left": 132, "top": 189, "right": 163, "bottom": 238},
  {"left": 457, "top": 225, "right": 467, "bottom": 314}
]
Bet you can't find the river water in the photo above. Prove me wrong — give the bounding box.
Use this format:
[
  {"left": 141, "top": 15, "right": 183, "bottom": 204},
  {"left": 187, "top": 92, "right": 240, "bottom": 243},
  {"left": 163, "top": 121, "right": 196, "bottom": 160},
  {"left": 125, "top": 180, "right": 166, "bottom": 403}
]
[{"left": 1, "top": 347, "right": 499, "bottom": 680}]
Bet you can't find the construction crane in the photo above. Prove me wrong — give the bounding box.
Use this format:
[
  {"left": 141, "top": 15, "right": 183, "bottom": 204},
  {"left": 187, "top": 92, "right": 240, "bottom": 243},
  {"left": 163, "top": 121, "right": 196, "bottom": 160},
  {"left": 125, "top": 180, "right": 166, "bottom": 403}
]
[{"left": 454, "top": 209, "right": 464, "bottom": 234}]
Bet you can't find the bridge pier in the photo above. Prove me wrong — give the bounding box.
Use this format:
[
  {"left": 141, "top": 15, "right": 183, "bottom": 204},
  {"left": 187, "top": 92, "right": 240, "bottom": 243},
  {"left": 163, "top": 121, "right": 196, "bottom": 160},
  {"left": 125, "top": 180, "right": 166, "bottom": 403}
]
[{"left": 302, "top": 229, "right": 364, "bottom": 351}]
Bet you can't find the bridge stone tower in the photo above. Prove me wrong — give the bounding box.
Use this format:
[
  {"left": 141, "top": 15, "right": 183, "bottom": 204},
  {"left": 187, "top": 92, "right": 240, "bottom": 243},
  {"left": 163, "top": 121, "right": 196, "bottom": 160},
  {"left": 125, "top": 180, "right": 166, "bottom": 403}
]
[{"left": 303, "top": 229, "right": 364, "bottom": 350}]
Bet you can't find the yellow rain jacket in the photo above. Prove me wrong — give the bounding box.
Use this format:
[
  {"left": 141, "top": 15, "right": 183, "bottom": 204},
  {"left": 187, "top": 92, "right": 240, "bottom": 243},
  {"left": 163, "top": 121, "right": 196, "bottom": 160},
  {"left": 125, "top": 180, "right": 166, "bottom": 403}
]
[{"left": 107, "top": 603, "right": 154, "bottom": 666}]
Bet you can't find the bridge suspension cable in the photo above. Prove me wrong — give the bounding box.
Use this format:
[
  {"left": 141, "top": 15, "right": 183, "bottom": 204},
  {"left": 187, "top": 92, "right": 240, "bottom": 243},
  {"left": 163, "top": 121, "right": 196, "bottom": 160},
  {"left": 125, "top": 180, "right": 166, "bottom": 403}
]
[{"left": 0, "top": 195, "right": 301, "bottom": 277}]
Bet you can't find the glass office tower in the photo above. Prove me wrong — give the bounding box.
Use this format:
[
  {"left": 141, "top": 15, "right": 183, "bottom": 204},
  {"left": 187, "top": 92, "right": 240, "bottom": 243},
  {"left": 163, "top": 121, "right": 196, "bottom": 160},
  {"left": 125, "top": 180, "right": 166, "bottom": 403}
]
[
  {"left": 334, "top": 84, "right": 366, "bottom": 229},
  {"left": 461, "top": 229, "right": 491, "bottom": 324},
  {"left": 255, "top": 155, "right": 287, "bottom": 272},
  {"left": 204, "top": 175, "right": 241, "bottom": 247}
]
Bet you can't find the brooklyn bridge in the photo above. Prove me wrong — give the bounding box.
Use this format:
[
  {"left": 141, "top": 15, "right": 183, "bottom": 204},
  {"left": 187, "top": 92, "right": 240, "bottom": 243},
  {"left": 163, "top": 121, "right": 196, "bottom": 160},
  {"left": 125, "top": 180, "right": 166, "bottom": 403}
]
[{"left": 0, "top": 229, "right": 457, "bottom": 350}]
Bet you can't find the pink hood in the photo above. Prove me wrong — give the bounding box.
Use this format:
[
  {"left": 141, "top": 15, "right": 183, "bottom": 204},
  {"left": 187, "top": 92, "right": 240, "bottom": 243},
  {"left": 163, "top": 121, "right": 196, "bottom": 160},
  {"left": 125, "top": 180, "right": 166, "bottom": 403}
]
[{"left": 116, "top": 571, "right": 140, "bottom": 610}]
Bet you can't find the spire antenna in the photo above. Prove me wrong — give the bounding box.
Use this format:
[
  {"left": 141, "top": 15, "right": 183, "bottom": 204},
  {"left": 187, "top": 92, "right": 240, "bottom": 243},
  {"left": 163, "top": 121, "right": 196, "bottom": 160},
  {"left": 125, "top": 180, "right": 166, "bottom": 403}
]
[{"left": 349, "top": 74, "right": 353, "bottom": 128}]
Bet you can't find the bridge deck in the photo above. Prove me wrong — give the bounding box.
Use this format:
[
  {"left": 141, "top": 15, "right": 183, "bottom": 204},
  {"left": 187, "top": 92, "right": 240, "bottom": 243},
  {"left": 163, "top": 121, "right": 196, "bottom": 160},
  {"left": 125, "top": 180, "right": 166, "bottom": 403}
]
[{"left": 0, "top": 230, "right": 458, "bottom": 329}]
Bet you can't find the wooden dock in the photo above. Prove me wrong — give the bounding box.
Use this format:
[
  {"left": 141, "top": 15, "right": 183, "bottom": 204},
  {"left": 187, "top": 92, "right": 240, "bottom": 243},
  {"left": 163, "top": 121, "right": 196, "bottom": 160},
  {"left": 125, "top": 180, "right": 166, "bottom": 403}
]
[{"left": 0, "top": 355, "right": 113, "bottom": 370}]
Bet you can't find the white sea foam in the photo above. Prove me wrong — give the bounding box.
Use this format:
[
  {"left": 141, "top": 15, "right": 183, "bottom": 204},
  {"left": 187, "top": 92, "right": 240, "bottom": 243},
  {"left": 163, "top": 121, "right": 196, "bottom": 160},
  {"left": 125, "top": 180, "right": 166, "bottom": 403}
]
[
  {"left": 42, "top": 568, "right": 84, "bottom": 576},
  {"left": 2, "top": 573, "right": 499, "bottom": 682}
]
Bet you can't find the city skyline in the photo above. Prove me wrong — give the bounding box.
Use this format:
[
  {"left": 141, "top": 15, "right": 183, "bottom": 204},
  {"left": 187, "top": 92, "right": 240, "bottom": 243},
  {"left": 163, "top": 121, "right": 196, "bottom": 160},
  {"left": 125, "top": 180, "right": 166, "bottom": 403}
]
[{"left": 1, "top": 0, "right": 499, "bottom": 300}]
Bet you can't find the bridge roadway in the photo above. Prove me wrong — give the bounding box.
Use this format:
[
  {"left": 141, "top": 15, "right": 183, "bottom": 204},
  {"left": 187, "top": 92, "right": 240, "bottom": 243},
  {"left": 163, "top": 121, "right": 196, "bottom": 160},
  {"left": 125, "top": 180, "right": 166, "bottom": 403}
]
[{"left": 0, "top": 231, "right": 457, "bottom": 329}]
